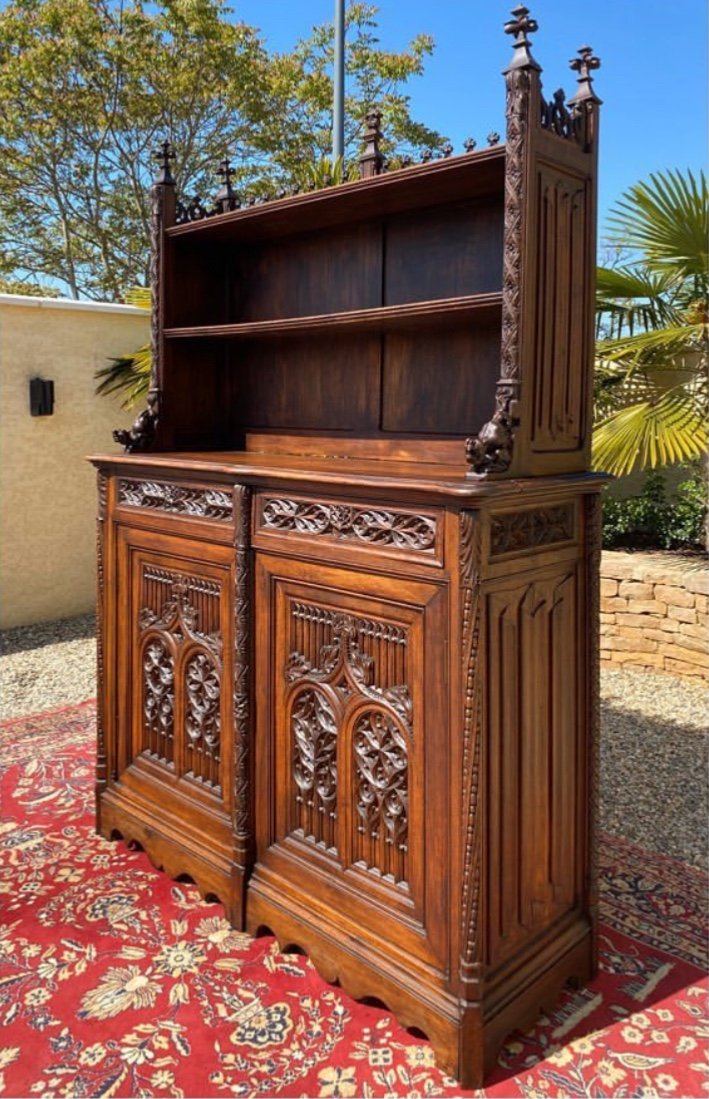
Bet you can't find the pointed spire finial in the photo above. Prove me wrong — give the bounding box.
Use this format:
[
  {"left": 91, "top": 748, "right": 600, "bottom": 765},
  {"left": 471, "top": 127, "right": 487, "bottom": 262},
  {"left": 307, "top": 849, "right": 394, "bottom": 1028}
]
[
  {"left": 569, "top": 45, "right": 602, "bottom": 104},
  {"left": 504, "top": 5, "right": 541, "bottom": 72},
  {"left": 154, "top": 140, "right": 175, "bottom": 186},
  {"left": 359, "top": 109, "right": 384, "bottom": 179},
  {"left": 215, "top": 154, "right": 239, "bottom": 212}
]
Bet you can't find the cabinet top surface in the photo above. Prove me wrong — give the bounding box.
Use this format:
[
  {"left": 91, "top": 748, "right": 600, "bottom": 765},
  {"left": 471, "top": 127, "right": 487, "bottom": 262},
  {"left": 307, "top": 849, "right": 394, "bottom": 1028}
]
[{"left": 89, "top": 449, "right": 607, "bottom": 502}]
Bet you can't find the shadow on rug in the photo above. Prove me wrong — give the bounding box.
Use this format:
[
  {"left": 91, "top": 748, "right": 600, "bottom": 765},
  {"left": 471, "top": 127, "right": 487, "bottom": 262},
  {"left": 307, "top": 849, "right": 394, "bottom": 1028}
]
[{"left": 1, "top": 702, "right": 707, "bottom": 1098}]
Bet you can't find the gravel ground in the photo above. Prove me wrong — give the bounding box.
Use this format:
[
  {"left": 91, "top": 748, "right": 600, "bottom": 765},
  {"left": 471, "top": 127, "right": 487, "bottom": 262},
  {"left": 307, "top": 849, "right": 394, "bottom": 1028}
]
[{"left": 1, "top": 615, "right": 707, "bottom": 870}]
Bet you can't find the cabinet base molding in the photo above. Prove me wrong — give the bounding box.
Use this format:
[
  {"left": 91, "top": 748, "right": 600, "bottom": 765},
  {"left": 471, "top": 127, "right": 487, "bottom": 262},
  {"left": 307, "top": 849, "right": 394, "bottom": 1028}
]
[
  {"left": 99, "top": 789, "right": 247, "bottom": 929},
  {"left": 247, "top": 880, "right": 593, "bottom": 1089}
]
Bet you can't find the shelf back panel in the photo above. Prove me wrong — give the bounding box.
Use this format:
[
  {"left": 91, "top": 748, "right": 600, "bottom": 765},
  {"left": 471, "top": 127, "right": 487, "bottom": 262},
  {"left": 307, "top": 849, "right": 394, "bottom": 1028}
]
[
  {"left": 384, "top": 199, "right": 503, "bottom": 306},
  {"left": 382, "top": 324, "right": 500, "bottom": 435}
]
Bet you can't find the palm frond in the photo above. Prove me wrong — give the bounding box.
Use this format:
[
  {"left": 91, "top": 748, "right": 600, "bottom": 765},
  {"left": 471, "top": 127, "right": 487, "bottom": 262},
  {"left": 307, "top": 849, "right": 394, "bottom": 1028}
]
[
  {"left": 597, "top": 323, "right": 707, "bottom": 364},
  {"left": 94, "top": 346, "right": 151, "bottom": 409},
  {"left": 592, "top": 385, "right": 708, "bottom": 476},
  {"left": 605, "top": 168, "right": 708, "bottom": 282},
  {"left": 124, "top": 286, "right": 152, "bottom": 309}
]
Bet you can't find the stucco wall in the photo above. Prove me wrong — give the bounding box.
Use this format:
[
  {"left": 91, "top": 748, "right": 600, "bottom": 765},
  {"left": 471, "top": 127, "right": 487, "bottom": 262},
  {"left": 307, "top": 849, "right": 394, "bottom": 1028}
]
[
  {"left": 600, "top": 550, "right": 708, "bottom": 681},
  {"left": 0, "top": 295, "right": 149, "bottom": 628}
]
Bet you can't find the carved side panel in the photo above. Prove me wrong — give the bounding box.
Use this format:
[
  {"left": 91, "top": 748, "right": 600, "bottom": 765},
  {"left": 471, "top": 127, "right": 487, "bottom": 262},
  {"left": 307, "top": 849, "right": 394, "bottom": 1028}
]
[
  {"left": 137, "top": 566, "right": 223, "bottom": 787},
  {"left": 531, "top": 169, "right": 589, "bottom": 452},
  {"left": 284, "top": 604, "right": 412, "bottom": 884},
  {"left": 485, "top": 567, "right": 579, "bottom": 967}
]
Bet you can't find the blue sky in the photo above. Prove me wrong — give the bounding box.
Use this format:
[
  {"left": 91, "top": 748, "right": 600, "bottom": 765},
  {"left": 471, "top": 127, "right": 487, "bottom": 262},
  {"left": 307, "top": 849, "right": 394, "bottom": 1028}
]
[{"left": 235, "top": 0, "right": 707, "bottom": 238}]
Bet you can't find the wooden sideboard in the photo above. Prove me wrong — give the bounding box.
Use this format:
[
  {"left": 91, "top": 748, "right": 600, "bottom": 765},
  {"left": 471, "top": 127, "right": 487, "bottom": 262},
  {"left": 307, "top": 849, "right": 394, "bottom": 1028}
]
[{"left": 91, "top": 9, "right": 604, "bottom": 1086}]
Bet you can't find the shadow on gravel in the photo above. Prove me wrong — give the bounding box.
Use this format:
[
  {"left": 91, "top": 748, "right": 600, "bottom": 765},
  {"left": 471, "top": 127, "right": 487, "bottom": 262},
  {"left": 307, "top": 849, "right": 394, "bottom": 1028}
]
[
  {"left": 600, "top": 699, "right": 709, "bottom": 872},
  {"left": 0, "top": 614, "right": 96, "bottom": 656}
]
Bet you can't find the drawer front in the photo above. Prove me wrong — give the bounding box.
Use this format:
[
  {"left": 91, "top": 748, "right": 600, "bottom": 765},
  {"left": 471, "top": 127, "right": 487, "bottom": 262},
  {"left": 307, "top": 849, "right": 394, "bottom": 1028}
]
[
  {"left": 253, "top": 491, "right": 444, "bottom": 568},
  {"left": 114, "top": 475, "right": 236, "bottom": 543},
  {"left": 253, "top": 552, "right": 449, "bottom": 969}
]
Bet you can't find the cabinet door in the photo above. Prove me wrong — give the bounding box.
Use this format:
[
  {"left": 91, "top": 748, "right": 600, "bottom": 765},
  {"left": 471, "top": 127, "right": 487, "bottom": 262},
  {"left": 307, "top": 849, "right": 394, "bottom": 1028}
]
[
  {"left": 253, "top": 553, "right": 449, "bottom": 971},
  {"left": 114, "top": 523, "right": 235, "bottom": 825}
]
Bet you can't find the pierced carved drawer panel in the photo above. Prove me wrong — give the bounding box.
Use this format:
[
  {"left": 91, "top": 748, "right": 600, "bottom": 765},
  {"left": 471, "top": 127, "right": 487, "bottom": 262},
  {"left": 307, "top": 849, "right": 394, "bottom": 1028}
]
[{"left": 254, "top": 492, "right": 444, "bottom": 567}]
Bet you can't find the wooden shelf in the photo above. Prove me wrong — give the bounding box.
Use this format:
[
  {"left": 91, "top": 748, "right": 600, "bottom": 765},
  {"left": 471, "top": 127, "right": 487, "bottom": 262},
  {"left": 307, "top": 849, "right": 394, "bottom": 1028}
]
[
  {"left": 164, "top": 293, "right": 502, "bottom": 342},
  {"left": 165, "top": 148, "right": 505, "bottom": 243}
]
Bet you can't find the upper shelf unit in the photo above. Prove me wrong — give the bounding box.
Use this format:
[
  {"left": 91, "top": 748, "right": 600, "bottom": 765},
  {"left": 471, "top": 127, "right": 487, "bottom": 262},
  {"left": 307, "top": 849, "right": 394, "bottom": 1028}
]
[{"left": 165, "top": 147, "right": 506, "bottom": 244}]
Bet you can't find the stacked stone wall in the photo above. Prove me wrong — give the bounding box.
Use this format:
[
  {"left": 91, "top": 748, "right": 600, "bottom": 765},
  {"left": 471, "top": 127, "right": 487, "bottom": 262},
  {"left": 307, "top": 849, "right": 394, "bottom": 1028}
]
[{"left": 600, "top": 551, "right": 708, "bottom": 680}]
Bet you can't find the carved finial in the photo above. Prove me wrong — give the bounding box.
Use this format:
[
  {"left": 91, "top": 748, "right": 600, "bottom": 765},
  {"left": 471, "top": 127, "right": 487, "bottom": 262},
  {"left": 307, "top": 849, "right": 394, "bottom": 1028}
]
[
  {"left": 420, "top": 149, "right": 434, "bottom": 163},
  {"left": 215, "top": 155, "right": 239, "bottom": 213},
  {"left": 504, "top": 5, "right": 541, "bottom": 72},
  {"left": 569, "top": 45, "right": 602, "bottom": 104},
  {"left": 154, "top": 140, "right": 175, "bottom": 186},
  {"left": 441, "top": 142, "right": 454, "bottom": 158},
  {"left": 359, "top": 109, "right": 384, "bottom": 179},
  {"left": 463, "top": 137, "right": 477, "bottom": 153},
  {"left": 487, "top": 132, "right": 501, "bottom": 146}
]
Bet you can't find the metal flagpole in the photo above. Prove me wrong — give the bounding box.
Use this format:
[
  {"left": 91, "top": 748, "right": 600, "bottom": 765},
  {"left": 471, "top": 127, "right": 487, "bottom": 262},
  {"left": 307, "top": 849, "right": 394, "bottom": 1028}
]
[{"left": 333, "top": 0, "right": 345, "bottom": 163}]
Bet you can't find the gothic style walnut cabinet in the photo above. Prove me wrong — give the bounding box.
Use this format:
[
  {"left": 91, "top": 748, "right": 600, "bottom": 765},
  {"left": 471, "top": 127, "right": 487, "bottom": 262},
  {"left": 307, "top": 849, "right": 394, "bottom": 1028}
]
[{"left": 90, "top": 9, "right": 605, "bottom": 1086}]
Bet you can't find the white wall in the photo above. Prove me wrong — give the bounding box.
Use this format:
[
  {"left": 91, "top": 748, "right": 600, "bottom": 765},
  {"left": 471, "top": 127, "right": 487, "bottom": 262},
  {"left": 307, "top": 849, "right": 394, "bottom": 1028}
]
[{"left": 0, "top": 294, "right": 150, "bottom": 628}]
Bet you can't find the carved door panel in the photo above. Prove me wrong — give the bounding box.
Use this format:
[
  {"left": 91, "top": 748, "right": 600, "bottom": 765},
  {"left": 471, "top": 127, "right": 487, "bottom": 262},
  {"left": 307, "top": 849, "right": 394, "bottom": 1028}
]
[
  {"left": 254, "top": 553, "right": 448, "bottom": 968},
  {"left": 115, "top": 524, "right": 235, "bottom": 820}
]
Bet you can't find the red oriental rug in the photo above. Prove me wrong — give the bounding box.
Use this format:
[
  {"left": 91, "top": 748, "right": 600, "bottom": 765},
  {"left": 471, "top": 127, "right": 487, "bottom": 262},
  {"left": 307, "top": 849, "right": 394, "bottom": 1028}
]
[{"left": 1, "top": 702, "right": 707, "bottom": 1099}]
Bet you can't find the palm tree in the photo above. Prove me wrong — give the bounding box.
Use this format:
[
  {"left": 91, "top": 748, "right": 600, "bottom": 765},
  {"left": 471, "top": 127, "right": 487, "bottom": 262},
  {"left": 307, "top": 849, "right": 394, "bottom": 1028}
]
[
  {"left": 593, "top": 169, "right": 708, "bottom": 476},
  {"left": 94, "top": 287, "right": 151, "bottom": 407}
]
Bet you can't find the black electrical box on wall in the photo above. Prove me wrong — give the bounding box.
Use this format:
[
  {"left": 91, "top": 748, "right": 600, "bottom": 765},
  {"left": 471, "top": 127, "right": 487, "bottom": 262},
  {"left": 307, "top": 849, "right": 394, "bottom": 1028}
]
[{"left": 29, "top": 377, "right": 54, "bottom": 416}]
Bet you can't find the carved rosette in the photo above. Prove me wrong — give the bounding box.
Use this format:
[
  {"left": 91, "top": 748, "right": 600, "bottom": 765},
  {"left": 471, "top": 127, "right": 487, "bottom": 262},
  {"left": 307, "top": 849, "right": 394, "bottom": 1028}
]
[
  {"left": 459, "top": 511, "right": 484, "bottom": 983},
  {"left": 233, "top": 486, "right": 251, "bottom": 848},
  {"left": 96, "top": 473, "right": 109, "bottom": 790},
  {"left": 261, "top": 498, "right": 437, "bottom": 554},
  {"left": 285, "top": 605, "right": 412, "bottom": 881},
  {"left": 466, "top": 65, "right": 530, "bottom": 474},
  {"left": 118, "top": 479, "right": 233, "bottom": 521}
]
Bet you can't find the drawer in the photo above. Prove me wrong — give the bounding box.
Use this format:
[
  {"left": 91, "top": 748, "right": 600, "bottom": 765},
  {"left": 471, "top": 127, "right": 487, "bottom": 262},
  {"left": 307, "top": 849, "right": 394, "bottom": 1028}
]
[
  {"left": 253, "top": 491, "right": 444, "bottom": 568},
  {"left": 113, "top": 475, "right": 236, "bottom": 543}
]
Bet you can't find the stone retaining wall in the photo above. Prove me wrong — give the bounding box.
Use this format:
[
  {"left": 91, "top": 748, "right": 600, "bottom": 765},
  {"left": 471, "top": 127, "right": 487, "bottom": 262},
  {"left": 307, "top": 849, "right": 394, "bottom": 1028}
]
[{"left": 600, "top": 551, "right": 708, "bottom": 680}]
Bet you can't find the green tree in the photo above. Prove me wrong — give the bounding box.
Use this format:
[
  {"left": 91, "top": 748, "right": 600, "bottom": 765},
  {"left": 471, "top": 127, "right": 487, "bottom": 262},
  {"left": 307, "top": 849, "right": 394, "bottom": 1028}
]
[
  {"left": 594, "top": 169, "right": 708, "bottom": 476},
  {"left": 0, "top": 0, "right": 442, "bottom": 302}
]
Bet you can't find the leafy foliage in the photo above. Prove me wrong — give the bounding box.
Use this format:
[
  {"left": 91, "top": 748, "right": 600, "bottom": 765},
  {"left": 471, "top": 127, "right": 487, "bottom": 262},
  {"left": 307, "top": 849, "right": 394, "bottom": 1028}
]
[
  {"left": 602, "top": 467, "right": 707, "bottom": 551},
  {"left": 594, "top": 169, "right": 708, "bottom": 477},
  {"left": 0, "top": 0, "right": 443, "bottom": 301}
]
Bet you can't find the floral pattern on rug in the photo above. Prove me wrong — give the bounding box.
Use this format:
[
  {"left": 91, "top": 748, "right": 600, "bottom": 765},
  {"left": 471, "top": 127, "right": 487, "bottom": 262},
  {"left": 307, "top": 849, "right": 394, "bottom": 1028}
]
[{"left": 1, "top": 702, "right": 707, "bottom": 1098}]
